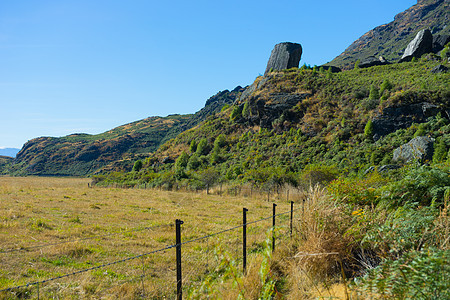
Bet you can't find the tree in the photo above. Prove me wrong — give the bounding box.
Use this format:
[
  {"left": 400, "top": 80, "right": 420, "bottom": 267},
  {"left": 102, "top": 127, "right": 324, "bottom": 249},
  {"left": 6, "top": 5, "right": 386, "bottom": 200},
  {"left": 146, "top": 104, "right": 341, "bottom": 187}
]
[
  {"left": 364, "top": 119, "right": 374, "bottom": 140},
  {"left": 196, "top": 138, "right": 210, "bottom": 156},
  {"left": 380, "top": 79, "right": 393, "bottom": 95},
  {"left": 174, "top": 152, "right": 189, "bottom": 179},
  {"left": 189, "top": 140, "right": 197, "bottom": 153},
  {"left": 230, "top": 105, "right": 242, "bottom": 121},
  {"left": 369, "top": 85, "right": 379, "bottom": 100},
  {"left": 242, "top": 101, "right": 250, "bottom": 118},
  {"left": 132, "top": 160, "right": 143, "bottom": 172},
  {"left": 199, "top": 168, "right": 219, "bottom": 194}
]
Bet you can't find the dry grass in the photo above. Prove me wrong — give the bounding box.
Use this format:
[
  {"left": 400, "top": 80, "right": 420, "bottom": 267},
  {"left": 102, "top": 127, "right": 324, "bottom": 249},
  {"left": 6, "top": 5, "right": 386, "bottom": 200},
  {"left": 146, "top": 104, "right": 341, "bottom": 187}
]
[
  {"left": 283, "top": 185, "right": 355, "bottom": 300},
  {"left": 0, "top": 177, "right": 296, "bottom": 299}
]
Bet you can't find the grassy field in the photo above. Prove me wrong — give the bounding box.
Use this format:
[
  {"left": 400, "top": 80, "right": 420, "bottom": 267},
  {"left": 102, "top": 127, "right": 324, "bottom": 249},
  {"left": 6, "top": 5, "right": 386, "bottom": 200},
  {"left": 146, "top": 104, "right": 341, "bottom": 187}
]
[{"left": 0, "top": 177, "right": 307, "bottom": 299}]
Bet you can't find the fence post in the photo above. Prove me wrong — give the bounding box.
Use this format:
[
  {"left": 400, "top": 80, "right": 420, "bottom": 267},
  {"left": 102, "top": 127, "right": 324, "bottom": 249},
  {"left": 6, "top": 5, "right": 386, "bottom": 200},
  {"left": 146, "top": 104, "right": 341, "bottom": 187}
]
[
  {"left": 290, "top": 201, "right": 294, "bottom": 238},
  {"left": 176, "top": 219, "right": 184, "bottom": 300},
  {"left": 243, "top": 208, "right": 248, "bottom": 274},
  {"left": 272, "top": 203, "right": 277, "bottom": 252}
]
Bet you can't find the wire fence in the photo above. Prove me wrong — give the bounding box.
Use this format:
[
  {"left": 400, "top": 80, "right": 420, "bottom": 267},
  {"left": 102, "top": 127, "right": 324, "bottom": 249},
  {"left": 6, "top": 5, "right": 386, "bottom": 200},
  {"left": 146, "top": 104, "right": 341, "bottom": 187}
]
[{"left": 0, "top": 201, "right": 302, "bottom": 299}]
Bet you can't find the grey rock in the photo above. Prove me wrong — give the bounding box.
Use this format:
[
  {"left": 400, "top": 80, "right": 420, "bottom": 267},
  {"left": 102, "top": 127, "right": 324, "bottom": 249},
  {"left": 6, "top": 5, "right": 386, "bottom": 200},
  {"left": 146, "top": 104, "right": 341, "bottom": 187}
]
[
  {"left": 364, "top": 164, "right": 401, "bottom": 175},
  {"left": 393, "top": 136, "right": 435, "bottom": 164},
  {"left": 431, "top": 64, "right": 448, "bottom": 73},
  {"left": 432, "top": 34, "right": 450, "bottom": 53},
  {"left": 378, "top": 164, "right": 401, "bottom": 172},
  {"left": 162, "top": 157, "right": 174, "bottom": 164},
  {"left": 359, "top": 56, "right": 390, "bottom": 68},
  {"left": 378, "top": 56, "right": 388, "bottom": 63},
  {"left": 264, "top": 42, "right": 302, "bottom": 75},
  {"left": 400, "top": 29, "right": 433, "bottom": 62},
  {"left": 372, "top": 102, "right": 445, "bottom": 140},
  {"left": 319, "top": 65, "right": 341, "bottom": 73}
]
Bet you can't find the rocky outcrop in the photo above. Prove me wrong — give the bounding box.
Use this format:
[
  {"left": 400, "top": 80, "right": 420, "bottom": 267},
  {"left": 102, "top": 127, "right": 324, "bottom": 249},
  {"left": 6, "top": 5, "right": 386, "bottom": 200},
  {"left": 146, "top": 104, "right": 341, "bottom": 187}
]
[
  {"left": 319, "top": 65, "right": 342, "bottom": 73},
  {"left": 359, "top": 56, "right": 390, "bottom": 68},
  {"left": 431, "top": 64, "right": 449, "bottom": 73},
  {"left": 393, "top": 136, "right": 435, "bottom": 163},
  {"left": 372, "top": 102, "right": 445, "bottom": 140},
  {"left": 432, "top": 34, "right": 450, "bottom": 53},
  {"left": 264, "top": 42, "right": 302, "bottom": 75},
  {"left": 399, "top": 29, "right": 433, "bottom": 62},
  {"left": 329, "top": 0, "right": 448, "bottom": 69}
]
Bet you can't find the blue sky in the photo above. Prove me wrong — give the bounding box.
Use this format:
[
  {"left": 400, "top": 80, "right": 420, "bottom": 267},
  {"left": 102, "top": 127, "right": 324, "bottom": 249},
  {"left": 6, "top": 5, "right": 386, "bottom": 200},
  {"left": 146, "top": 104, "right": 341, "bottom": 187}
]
[{"left": 1, "top": 0, "right": 416, "bottom": 149}]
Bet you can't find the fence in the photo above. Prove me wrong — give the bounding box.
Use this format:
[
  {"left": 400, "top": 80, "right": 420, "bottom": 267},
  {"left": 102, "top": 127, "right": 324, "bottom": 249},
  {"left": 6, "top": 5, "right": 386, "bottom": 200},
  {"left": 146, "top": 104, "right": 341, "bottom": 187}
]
[{"left": 0, "top": 200, "right": 303, "bottom": 299}]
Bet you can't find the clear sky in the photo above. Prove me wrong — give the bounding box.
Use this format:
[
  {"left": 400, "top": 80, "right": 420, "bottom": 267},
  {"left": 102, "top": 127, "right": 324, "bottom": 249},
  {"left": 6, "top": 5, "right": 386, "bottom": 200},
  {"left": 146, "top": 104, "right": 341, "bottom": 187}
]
[{"left": 1, "top": 0, "right": 416, "bottom": 149}]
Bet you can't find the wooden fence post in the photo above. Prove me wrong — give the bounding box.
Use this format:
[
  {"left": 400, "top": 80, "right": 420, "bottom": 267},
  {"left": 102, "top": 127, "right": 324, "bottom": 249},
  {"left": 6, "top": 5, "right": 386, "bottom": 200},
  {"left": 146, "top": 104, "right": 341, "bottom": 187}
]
[{"left": 176, "top": 219, "right": 183, "bottom": 300}]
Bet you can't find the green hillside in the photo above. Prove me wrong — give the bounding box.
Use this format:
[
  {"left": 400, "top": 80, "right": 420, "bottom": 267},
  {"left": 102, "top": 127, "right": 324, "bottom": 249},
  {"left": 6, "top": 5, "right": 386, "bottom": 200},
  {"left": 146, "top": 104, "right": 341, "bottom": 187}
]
[
  {"left": 95, "top": 56, "right": 450, "bottom": 298},
  {"left": 4, "top": 87, "right": 243, "bottom": 176},
  {"left": 97, "top": 57, "right": 449, "bottom": 188}
]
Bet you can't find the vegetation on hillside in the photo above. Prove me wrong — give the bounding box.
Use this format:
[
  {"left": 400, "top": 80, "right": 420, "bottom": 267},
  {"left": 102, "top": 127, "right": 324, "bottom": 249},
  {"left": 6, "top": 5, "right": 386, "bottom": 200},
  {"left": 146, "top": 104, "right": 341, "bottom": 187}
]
[{"left": 92, "top": 55, "right": 449, "bottom": 298}]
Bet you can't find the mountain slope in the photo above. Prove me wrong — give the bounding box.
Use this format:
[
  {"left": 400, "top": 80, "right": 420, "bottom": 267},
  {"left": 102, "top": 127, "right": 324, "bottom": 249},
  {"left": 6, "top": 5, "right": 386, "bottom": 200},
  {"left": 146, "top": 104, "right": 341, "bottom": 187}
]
[
  {"left": 329, "top": 0, "right": 449, "bottom": 69},
  {"left": 96, "top": 58, "right": 449, "bottom": 188},
  {"left": 6, "top": 87, "right": 243, "bottom": 176}
]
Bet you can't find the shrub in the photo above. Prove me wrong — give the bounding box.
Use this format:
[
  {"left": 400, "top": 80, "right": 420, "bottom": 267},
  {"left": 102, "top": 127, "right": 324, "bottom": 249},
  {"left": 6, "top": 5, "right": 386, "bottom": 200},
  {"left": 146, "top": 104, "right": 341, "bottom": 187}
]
[
  {"left": 189, "top": 140, "right": 197, "bottom": 153},
  {"left": 196, "top": 138, "right": 210, "bottom": 156},
  {"left": 356, "top": 248, "right": 449, "bottom": 299},
  {"left": 433, "top": 138, "right": 447, "bottom": 164},
  {"left": 132, "top": 160, "right": 143, "bottom": 172},
  {"left": 380, "top": 165, "right": 450, "bottom": 207},
  {"left": 364, "top": 119, "right": 373, "bottom": 140},
  {"left": 380, "top": 79, "right": 393, "bottom": 95},
  {"left": 368, "top": 85, "right": 379, "bottom": 100},
  {"left": 230, "top": 105, "right": 242, "bottom": 121}
]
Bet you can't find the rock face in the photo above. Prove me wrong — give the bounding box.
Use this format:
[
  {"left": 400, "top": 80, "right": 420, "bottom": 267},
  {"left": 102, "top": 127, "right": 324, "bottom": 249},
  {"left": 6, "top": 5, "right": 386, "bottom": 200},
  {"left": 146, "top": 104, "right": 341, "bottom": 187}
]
[
  {"left": 400, "top": 29, "right": 433, "bottom": 62},
  {"left": 372, "top": 102, "right": 445, "bottom": 140},
  {"left": 431, "top": 64, "right": 449, "bottom": 73},
  {"left": 359, "top": 56, "right": 390, "bottom": 68},
  {"left": 432, "top": 34, "right": 450, "bottom": 53},
  {"left": 393, "top": 136, "right": 435, "bottom": 164},
  {"left": 264, "top": 42, "right": 302, "bottom": 75},
  {"left": 329, "top": 0, "right": 448, "bottom": 69},
  {"left": 319, "top": 65, "right": 342, "bottom": 73}
]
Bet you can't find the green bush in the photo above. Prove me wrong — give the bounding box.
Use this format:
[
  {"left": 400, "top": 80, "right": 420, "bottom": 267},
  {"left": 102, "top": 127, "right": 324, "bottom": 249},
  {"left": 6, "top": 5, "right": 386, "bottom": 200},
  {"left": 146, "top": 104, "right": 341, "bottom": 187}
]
[
  {"left": 364, "top": 119, "right": 373, "bottom": 140},
  {"left": 380, "top": 165, "right": 450, "bottom": 207},
  {"left": 356, "top": 248, "right": 449, "bottom": 299},
  {"left": 368, "top": 84, "right": 379, "bottom": 100},
  {"left": 132, "top": 160, "right": 143, "bottom": 172}
]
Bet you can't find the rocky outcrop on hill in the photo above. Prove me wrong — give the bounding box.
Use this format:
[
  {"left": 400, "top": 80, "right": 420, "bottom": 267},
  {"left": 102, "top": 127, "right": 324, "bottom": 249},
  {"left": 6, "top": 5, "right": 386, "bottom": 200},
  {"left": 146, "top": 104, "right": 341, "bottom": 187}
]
[
  {"left": 329, "top": 0, "right": 449, "bottom": 69},
  {"left": 264, "top": 42, "right": 302, "bottom": 75},
  {"left": 432, "top": 34, "right": 450, "bottom": 52},
  {"left": 393, "top": 136, "right": 435, "bottom": 163},
  {"left": 399, "top": 29, "right": 433, "bottom": 62},
  {"left": 372, "top": 102, "right": 446, "bottom": 140},
  {"left": 359, "top": 56, "right": 391, "bottom": 68}
]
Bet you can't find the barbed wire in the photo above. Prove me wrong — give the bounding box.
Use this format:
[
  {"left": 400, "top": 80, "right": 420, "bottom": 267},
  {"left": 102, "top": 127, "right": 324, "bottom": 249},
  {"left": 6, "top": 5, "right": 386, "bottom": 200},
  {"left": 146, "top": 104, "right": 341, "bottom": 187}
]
[
  {"left": 0, "top": 206, "right": 301, "bottom": 294},
  {"left": 0, "top": 243, "right": 176, "bottom": 293},
  {"left": 0, "top": 224, "right": 170, "bottom": 254}
]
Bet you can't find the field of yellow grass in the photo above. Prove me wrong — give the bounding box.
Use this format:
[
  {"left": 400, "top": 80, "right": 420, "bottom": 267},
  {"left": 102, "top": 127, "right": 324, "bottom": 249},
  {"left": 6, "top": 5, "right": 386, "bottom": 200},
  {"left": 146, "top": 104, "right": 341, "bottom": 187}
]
[{"left": 0, "top": 177, "right": 309, "bottom": 299}]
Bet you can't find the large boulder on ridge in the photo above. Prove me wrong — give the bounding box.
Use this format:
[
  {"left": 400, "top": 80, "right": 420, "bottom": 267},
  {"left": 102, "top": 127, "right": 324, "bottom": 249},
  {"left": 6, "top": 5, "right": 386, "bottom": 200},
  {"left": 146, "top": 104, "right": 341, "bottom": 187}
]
[
  {"left": 393, "top": 136, "right": 435, "bottom": 164},
  {"left": 264, "top": 42, "right": 302, "bottom": 75},
  {"left": 400, "top": 29, "right": 433, "bottom": 62}
]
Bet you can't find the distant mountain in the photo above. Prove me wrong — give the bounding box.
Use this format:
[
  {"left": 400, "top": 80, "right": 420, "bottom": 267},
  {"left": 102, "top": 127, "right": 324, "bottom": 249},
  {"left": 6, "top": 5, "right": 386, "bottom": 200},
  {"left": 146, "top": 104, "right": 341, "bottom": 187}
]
[
  {"left": 329, "top": 0, "right": 449, "bottom": 69},
  {"left": 0, "top": 148, "right": 20, "bottom": 157},
  {"left": 3, "top": 87, "right": 243, "bottom": 176}
]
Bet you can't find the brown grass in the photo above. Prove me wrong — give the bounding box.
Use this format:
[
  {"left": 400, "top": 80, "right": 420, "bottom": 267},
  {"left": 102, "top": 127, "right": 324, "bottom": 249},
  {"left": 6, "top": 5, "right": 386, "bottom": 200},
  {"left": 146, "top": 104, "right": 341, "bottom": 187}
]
[{"left": 0, "top": 176, "right": 296, "bottom": 299}]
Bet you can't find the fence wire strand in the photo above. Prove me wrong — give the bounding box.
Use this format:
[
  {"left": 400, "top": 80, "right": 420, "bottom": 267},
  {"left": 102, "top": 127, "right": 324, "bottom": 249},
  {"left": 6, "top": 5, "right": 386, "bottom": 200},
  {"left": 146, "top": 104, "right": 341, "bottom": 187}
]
[
  {"left": 0, "top": 206, "right": 301, "bottom": 294},
  {"left": 0, "top": 224, "right": 170, "bottom": 254}
]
